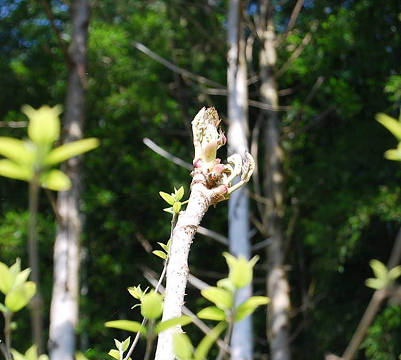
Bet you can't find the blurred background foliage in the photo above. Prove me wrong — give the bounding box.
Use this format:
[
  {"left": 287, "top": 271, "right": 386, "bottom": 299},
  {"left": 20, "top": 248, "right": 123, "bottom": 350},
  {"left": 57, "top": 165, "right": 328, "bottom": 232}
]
[{"left": 0, "top": 0, "right": 401, "bottom": 359}]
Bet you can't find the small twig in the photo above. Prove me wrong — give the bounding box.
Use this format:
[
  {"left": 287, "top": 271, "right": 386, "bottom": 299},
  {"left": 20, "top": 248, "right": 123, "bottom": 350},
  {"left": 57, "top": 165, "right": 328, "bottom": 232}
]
[
  {"left": 0, "top": 121, "right": 28, "bottom": 128},
  {"left": 45, "top": 189, "right": 62, "bottom": 223},
  {"left": 196, "top": 226, "right": 228, "bottom": 246},
  {"left": 252, "top": 238, "right": 273, "bottom": 252},
  {"left": 132, "top": 41, "right": 224, "bottom": 89},
  {"left": 143, "top": 138, "right": 192, "bottom": 170},
  {"left": 276, "top": 0, "right": 305, "bottom": 46},
  {"left": 187, "top": 273, "right": 210, "bottom": 291}
]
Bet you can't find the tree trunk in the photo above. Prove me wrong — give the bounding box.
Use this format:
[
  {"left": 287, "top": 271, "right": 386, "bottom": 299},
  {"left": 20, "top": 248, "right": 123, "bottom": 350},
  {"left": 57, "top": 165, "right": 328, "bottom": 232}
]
[
  {"left": 49, "top": 1, "right": 89, "bottom": 359},
  {"left": 227, "top": 1, "right": 253, "bottom": 359},
  {"left": 259, "top": 3, "right": 291, "bottom": 360}
]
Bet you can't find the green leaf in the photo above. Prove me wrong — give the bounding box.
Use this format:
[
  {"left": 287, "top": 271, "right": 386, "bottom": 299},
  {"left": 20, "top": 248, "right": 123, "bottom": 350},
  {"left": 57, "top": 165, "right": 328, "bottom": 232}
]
[
  {"left": 0, "top": 137, "right": 34, "bottom": 165},
  {"left": 235, "top": 296, "right": 270, "bottom": 322},
  {"left": 201, "top": 287, "right": 233, "bottom": 310},
  {"left": 163, "top": 207, "right": 174, "bottom": 214},
  {"left": 369, "top": 259, "right": 388, "bottom": 280},
  {"left": 223, "top": 252, "right": 259, "bottom": 289},
  {"left": 194, "top": 322, "right": 226, "bottom": 360},
  {"left": 158, "top": 242, "right": 169, "bottom": 253},
  {"left": 127, "top": 285, "right": 143, "bottom": 300},
  {"left": 384, "top": 148, "right": 401, "bottom": 161},
  {"left": 25, "top": 345, "right": 38, "bottom": 360},
  {"left": 141, "top": 290, "right": 163, "bottom": 319},
  {"left": 108, "top": 349, "right": 121, "bottom": 360},
  {"left": 197, "top": 306, "right": 226, "bottom": 321},
  {"left": 44, "top": 138, "right": 100, "bottom": 166},
  {"left": 14, "top": 268, "right": 31, "bottom": 288},
  {"left": 0, "top": 261, "right": 13, "bottom": 294},
  {"left": 0, "top": 159, "right": 32, "bottom": 181},
  {"left": 365, "top": 278, "right": 387, "bottom": 290},
  {"left": 153, "top": 250, "right": 167, "bottom": 260},
  {"left": 155, "top": 315, "right": 192, "bottom": 334},
  {"left": 40, "top": 170, "right": 71, "bottom": 191},
  {"left": 175, "top": 186, "right": 184, "bottom": 201},
  {"left": 0, "top": 303, "right": 8, "bottom": 313},
  {"left": 173, "top": 333, "right": 193, "bottom": 360},
  {"left": 10, "top": 349, "right": 26, "bottom": 360},
  {"left": 105, "top": 320, "right": 147, "bottom": 335},
  {"left": 5, "top": 281, "right": 36, "bottom": 312},
  {"left": 114, "top": 339, "right": 122, "bottom": 351},
  {"left": 159, "top": 191, "right": 175, "bottom": 205},
  {"left": 23, "top": 104, "right": 62, "bottom": 145},
  {"left": 121, "top": 336, "right": 131, "bottom": 352},
  {"left": 173, "top": 202, "right": 182, "bottom": 213},
  {"left": 216, "top": 278, "right": 235, "bottom": 292},
  {"left": 389, "top": 266, "right": 401, "bottom": 280},
  {"left": 376, "top": 113, "right": 401, "bottom": 140}
]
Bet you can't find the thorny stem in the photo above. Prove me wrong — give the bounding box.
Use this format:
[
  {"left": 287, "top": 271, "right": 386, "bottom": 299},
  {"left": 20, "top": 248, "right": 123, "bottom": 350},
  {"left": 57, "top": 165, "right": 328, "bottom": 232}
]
[{"left": 123, "top": 213, "right": 178, "bottom": 360}]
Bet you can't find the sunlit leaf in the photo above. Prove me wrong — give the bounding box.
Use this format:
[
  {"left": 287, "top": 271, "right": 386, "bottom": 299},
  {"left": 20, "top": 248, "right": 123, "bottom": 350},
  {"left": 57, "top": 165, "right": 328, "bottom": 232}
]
[
  {"left": 23, "top": 105, "right": 62, "bottom": 145},
  {"left": 175, "top": 186, "right": 184, "bottom": 201},
  {"left": 163, "top": 207, "right": 174, "bottom": 214},
  {"left": 121, "top": 336, "right": 131, "bottom": 352},
  {"left": 369, "top": 259, "right": 388, "bottom": 280},
  {"left": 40, "top": 170, "right": 71, "bottom": 191},
  {"left": 127, "top": 285, "right": 143, "bottom": 300},
  {"left": 201, "top": 287, "right": 232, "bottom": 310},
  {"left": 223, "top": 252, "right": 259, "bottom": 289},
  {"left": 10, "top": 349, "right": 26, "bottom": 360},
  {"left": 141, "top": 290, "right": 163, "bottom": 319},
  {"left": 194, "top": 322, "right": 226, "bottom": 360},
  {"left": 159, "top": 191, "right": 175, "bottom": 205},
  {"left": 157, "top": 242, "right": 169, "bottom": 253},
  {"left": 44, "top": 138, "right": 100, "bottom": 165},
  {"left": 197, "top": 306, "right": 226, "bottom": 321},
  {"left": 108, "top": 349, "right": 120, "bottom": 360},
  {"left": 14, "top": 268, "right": 31, "bottom": 289},
  {"left": 0, "top": 261, "right": 13, "bottom": 294},
  {"left": 0, "top": 159, "right": 32, "bottom": 181},
  {"left": 173, "top": 333, "right": 193, "bottom": 360},
  {"left": 389, "top": 265, "right": 401, "bottom": 280},
  {"left": 235, "top": 296, "right": 270, "bottom": 322},
  {"left": 153, "top": 250, "right": 167, "bottom": 260},
  {"left": 376, "top": 113, "right": 401, "bottom": 140},
  {"left": 5, "top": 281, "right": 36, "bottom": 312},
  {"left": 365, "top": 278, "right": 386, "bottom": 290},
  {"left": 384, "top": 148, "right": 401, "bottom": 161},
  {"left": 25, "top": 345, "right": 38, "bottom": 360},
  {"left": 173, "top": 202, "right": 181, "bottom": 213},
  {"left": 155, "top": 315, "right": 192, "bottom": 334},
  {"left": 0, "top": 137, "right": 34, "bottom": 165},
  {"left": 105, "top": 320, "right": 147, "bottom": 335}
]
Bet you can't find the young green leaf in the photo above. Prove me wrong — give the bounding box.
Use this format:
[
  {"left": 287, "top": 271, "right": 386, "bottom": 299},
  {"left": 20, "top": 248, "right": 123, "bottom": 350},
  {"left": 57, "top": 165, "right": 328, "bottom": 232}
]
[
  {"left": 193, "top": 322, "right": 227, "bottom": 360},
  {"left": 23, "top": 105, "right": 62, "bottom": 145},
  {"left": 108, "top": 349, "right": 121, "bottom": 360},
  {"left": 153, "top": 250, "right": 167, "bottom": 260},
  {"left": 0, "top": 137, "right": 34, "bottom": 165},
  {"left": 369, "top": 259, "right": 388, "bottom": 280},
  {"left": 0, "top": 261, "right": 13, "bottom": 294},
  {"left": 44, "top": 138, "right": 100, "bottom": 166},
  {"left": 197, "top": 306, "right": 226, "bottom": 321},
  {"left": 159, "top": 191, "right": 175, "bottom": 205},
  {"left": 175, "top": 186, "right": 184, "bottom": 201},
  {"left": 0, "top": 159, "right": 32, "bottom": 181},
  {"left": 121, "top": 336, "right": 131, "bottom": 352},
  {"left": 173, "top": 202, "right": 181, "bottom": 214},
  {"left": 223, "top": 252, "right": 259, "bottom": 289},
  {"left": 201, "top": 287, "right": 233, "bottom": 310},
  {"left": 235, "top": 296, "right": 270, "bottom": 322},
  {"left": 14, "top": 268, "right": 31, "bottom": 288},
  {"left": 384, "top": 147, "right": 401, "bottom": 161},
  {"left": 157, "top": 242, "right": 169, "bottom": 253},
  {"left": 0, "top": 303, "right": 8, "bottom": 313},
  {"left": 173, "top": 333, "right": 193, "bottom": 360},
  {"left": 365, "top": 278, "right": 386, "bottom": 290},
  {"left": 163, "top": 207, "right": 174, "bottom": 214},
  {"left": 155, "top": 315, "right": 192, "bottom": 334},
  {"left": 5, "top": 281, "right": 36, "bottom": 312},
  {"left": 376, "top": 113, "right": 401, "bottom": 140},
  {"left": 114, "top": 339, "right": 122, "bottom": 351},
  {"left": 141, "top": 290, "right": 163, "bottom": 319},
  {"left": 128, "top": 285, "right": 143, "bottom": 300},
  {"left": 40, "top": 169, "right": 71, "bottom": 191},
  {"left": 389, "top": 265, "right": 401, "bottom": 280},
  {"left": 105, "top": 320, "right": 147, "bottom": 335}
]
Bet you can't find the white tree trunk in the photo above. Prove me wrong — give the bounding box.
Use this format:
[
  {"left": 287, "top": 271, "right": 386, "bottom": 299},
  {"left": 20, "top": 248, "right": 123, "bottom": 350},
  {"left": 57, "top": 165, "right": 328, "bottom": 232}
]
[
  {"left": 154, "top": 172, "right": 224, "bottom": 360},
  {"left": 259, "top": 3, "right": 291, "bottom": 360},
  {"left": 227, "top": 1, "right": 253, "bottom": 360},
  {"left": 49, "top": 1, "right": 89, "bottom": 359}
]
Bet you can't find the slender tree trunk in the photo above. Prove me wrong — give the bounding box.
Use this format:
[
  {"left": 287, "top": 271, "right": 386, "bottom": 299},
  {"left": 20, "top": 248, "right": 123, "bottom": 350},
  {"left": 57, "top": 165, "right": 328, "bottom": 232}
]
[
  {"left": 259, "top": 3, "right": 291, "bottom": 360},
  {"left": 49, "top": 1, "right": 89, "bottom": 359},
  {"left": 227, "top": 1, "right": 253, "bottom": 359},
  {"left": 28, "top": 174, "right": 44, "bottom": 354}
]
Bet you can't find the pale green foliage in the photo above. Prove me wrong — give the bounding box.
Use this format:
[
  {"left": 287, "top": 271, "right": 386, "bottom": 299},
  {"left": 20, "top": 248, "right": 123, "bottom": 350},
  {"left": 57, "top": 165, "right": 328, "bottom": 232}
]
[
  {"left": 173, "top": 322, "right": 227, "bottom": 360},
  {"left": 105, "top": 320, "right": 147, "bottom": 335},
  {"left": 0, "top": 259, "right": 36, "bottom": 313},
  {"left": 107, "top": 336, "right": 132, "bottom": 360},
  {"left": 223, "top": 252, "right": 259, "bottom": 289},
  {"left": 140, "top": 290, "right": 163, "bottom": 319},
  {"left": 160, "top": 186, "right": 186, "bottom": 215},
  {"left": 376, "top": 112, "right": 401, "bottom": 161},
  {"left": 11, "top": 345, "right": 48, "bottom": 360},
  {"left": 0, "top": 105, "right": 99, "bottom": 190},
  {"left": 365, "top": 259, "right": 401, "bottom": 290}
]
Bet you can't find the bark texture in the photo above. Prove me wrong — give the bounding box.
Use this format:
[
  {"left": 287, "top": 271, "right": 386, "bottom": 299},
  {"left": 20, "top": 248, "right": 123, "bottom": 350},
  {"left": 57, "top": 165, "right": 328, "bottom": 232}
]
[
  {"left": 49, "top": 1, "right": 89, "bottom": 359},
  {"left": 227, "top": 1, "right": 253, "bottom": 359},
  {"left": 259, "top": 2, "right": 291, "bottom": 360},
  {"left": 154, "top": 172, "right": 222, "bottom": 360}
]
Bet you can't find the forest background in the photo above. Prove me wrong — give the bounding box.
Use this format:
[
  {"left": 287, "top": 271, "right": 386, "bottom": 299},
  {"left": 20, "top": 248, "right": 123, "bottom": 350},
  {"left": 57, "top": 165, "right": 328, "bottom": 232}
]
[{"left": 1, "top": 0, "right": 401, "bottom": 359}]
